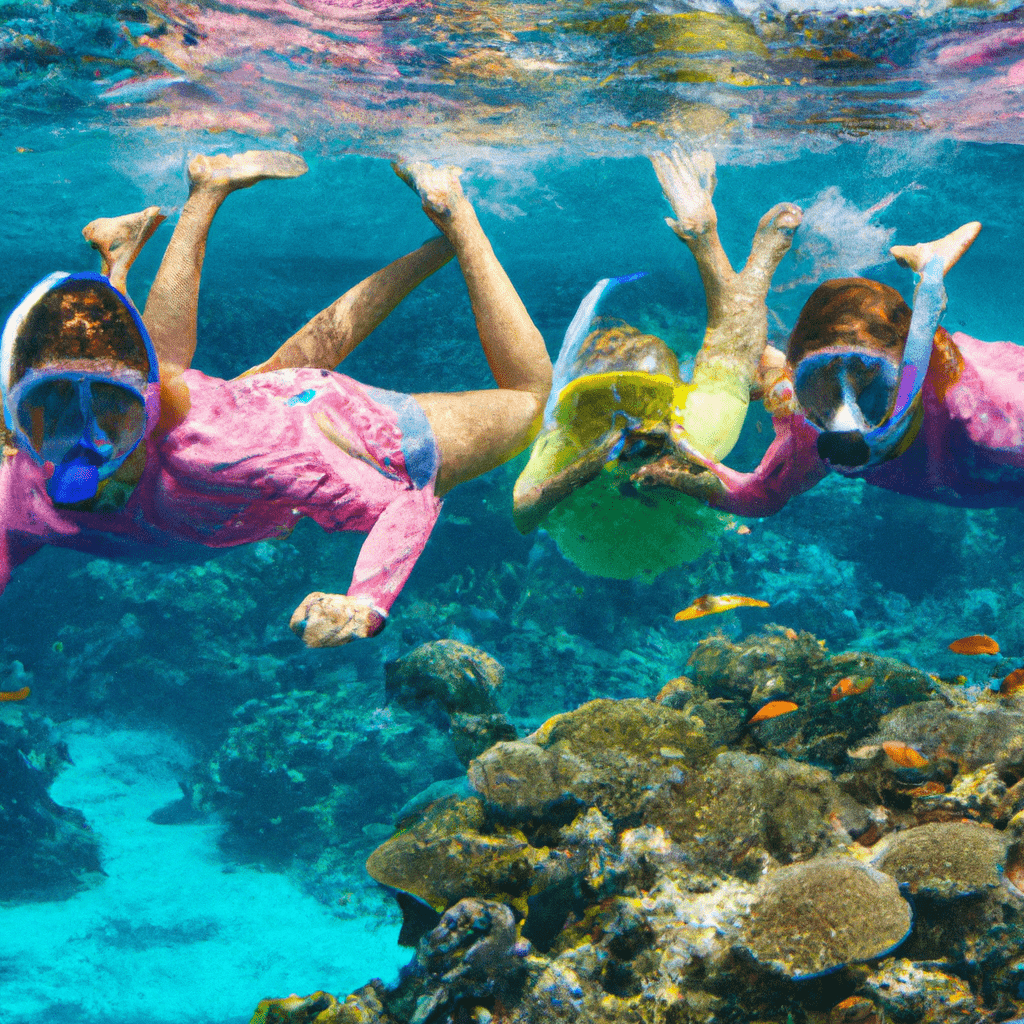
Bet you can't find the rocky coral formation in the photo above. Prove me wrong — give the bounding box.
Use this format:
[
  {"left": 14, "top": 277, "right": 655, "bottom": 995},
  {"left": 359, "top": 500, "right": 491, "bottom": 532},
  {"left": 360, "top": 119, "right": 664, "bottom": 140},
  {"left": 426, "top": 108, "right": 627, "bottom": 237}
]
[
  {"left": 196, "top": 686, "right": 464, "bottom": 888},
  {"left": 738, "top": 858, "right": 911, "bottom": 979},
  {"left": 251, "top": 629, "right": 1024, "bottom": 1024},
  {"left": 385, "top": 641, "right": 517, "bottom": 765},
  {"left": 0, "top": 698, "right": 102, "bottom": 899}
]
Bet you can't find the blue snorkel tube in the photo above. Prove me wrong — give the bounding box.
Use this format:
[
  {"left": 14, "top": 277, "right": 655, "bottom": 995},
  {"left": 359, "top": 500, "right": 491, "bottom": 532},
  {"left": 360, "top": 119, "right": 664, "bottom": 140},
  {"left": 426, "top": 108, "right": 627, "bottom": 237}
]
[
  {"left": 795, "top": 257, "right": 945, "bottom": 470},
  {"left": 1, "top": 272, "right": 160, "bottom": 504}
]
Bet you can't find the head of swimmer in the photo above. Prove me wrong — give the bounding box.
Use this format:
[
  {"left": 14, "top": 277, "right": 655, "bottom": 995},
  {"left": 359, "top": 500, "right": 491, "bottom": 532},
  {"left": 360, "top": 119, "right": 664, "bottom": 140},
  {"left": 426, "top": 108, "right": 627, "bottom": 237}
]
[
  {"left": 2, "top": 273, "right": 158, "bottom": 505},
  {"left": 788, "top": 278, "right": 919, "bottom": 468}
]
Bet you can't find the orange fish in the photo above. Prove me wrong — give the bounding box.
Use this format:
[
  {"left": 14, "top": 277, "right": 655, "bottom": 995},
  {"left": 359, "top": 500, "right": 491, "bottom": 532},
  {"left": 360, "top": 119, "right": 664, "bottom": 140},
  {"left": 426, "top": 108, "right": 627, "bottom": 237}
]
[
  {"left": 675, "top": 595, "right": 770, "bottom": 621},
  {"left": 0, "top": 686, "right": 30, "bottom": 702},
  {"left": 736, "top": 525, "right": 751, "bottom": 535},
  {"left": 948, "top": 634, "right": 999, "bottom": 655},
  {"left": 829, "top": 675, "right": 875, "bottom": 702},
  {"left": 882, "top": 740, "right": 929, "bottom": 769},
  {"left": 749, "top": 700, "right": 798, "bottom": 723},
  {"left": 1000, "top": 669, "right": 1024, "bottom": 696}
]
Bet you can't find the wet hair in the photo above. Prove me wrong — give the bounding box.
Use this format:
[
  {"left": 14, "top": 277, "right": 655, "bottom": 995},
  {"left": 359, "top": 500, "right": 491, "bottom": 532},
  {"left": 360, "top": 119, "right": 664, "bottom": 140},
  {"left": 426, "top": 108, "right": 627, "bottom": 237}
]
[{"left": 787, "top": 278, "right": 912, "bottom": 366}]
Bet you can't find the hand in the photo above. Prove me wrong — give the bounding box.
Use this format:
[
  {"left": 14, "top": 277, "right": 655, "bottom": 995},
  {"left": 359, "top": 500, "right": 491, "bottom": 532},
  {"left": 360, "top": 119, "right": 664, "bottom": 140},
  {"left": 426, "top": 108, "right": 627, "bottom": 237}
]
[
  {"left": 649, "top": 148, "right": 717, "bottom": 240},
  {"left": 289, "top": 592, "right": 386, "bottom": 647},
  {"left": 630, "top": 454, "right": 729, "bottom": 507}
]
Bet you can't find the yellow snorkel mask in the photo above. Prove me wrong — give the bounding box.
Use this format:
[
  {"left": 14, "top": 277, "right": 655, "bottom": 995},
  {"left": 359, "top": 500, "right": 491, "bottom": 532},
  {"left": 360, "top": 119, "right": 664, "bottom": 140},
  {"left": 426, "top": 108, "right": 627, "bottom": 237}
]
[{"left": 513, "top": 275, "right": 727, "bottom": 581}]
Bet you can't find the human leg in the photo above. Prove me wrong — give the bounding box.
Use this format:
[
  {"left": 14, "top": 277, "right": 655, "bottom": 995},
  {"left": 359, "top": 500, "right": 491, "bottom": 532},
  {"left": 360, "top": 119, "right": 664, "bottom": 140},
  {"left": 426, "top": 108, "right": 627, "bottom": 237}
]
[
  {"left": 142, "top": 150, "right": 307, "bottom": 379},
  {"left": 239, "top": 234, "right": 455, "bottom": 376},
  {"left": 395, "top": 161, "right": 552, "bottom": 496},
  {"left": 82, "top": 207, "right": 166, "bottom": 301},
  {"left": 651, "top": 147, "right": 801, "bottom": 461}
]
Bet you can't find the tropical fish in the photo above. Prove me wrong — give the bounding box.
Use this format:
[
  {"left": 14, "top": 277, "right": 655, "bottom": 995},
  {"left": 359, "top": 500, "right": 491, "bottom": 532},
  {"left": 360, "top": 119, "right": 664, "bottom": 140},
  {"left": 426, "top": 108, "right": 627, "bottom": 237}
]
[
  {"left": 0, "top": 686, "right": 30, "bottom": 702},
  {"left": 749, "top": 700, "right": 798, "bottom": 723},
  {"left": 736, "top": 525, "right": 751, "bottom": 535},
  {"left": 882, "top": 740, "right": 929, "bottom": 769},
  {"left": 1000, "top": 669, "right": 1024, "bottom": 696},
  {"left": 948, "top": 634, "right": 999, "bottom": 655},
  {"left": 675, "top": 594, "right": 770, "bottom": 621},
  {"left": 829, "top": 675, "right": 875, "bottom": 701}
]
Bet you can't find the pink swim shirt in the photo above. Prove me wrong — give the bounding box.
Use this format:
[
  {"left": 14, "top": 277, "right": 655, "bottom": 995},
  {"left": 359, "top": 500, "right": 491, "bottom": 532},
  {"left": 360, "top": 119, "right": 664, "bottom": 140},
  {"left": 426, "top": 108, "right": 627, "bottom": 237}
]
[{"left": 0, "top": 367, "right": 442, "bottom": 617}]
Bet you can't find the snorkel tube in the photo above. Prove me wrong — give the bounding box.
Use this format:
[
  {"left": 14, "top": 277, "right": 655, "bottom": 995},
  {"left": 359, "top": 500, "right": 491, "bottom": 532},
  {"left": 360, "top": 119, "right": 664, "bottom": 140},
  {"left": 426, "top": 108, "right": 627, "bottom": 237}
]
[{"left": 1, "top": 271, "right": 160, "bottom": 504}]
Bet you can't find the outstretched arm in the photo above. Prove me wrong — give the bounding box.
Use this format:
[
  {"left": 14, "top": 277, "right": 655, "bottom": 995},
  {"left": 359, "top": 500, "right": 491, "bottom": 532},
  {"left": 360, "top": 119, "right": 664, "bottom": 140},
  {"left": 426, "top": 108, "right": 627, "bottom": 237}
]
[
  {"left": 288, "top": 487, "right": 442, "bottom": 647},
  {"left": 632, "top": 411, "right": 827, "bottom": 517}
]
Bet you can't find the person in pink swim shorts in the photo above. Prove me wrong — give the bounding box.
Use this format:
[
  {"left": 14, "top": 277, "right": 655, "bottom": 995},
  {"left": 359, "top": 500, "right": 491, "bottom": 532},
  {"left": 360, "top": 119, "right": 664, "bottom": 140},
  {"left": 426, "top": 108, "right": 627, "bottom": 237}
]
[
  {"left": 0, "top": 151, "right": 552, "bottom": 647},
  {"left": 632, "top": 220, "right": 1024, "bottom": 521}
]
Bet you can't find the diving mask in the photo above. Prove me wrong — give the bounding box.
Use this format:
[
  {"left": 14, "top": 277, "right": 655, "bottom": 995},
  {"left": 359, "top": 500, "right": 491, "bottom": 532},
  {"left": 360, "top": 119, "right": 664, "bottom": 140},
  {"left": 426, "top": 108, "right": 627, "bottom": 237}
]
[
  {"left": 1, "top": 271, "right": 159, "bottom": 503},
  {"left": 791, "top": 260, "right": 943, "bottom": 469}
]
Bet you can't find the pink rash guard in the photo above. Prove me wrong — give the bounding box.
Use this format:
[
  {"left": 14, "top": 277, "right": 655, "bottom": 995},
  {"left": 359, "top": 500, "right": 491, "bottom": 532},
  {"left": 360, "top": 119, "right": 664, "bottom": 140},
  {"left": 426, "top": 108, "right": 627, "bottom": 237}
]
[
  {"left": 0, "top": 367, "right": 443, "bottom": 620},
  {"left": 702, "top": 332, "right": 1024, "bottom": 516}
]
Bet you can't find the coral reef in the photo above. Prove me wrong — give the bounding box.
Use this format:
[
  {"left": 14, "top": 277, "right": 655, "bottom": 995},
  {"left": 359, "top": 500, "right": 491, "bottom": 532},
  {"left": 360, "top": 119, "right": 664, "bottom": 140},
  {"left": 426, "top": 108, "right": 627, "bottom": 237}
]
[
  {"left": 250, "top": 628, "right": 1024, "bottom": 1024},
  {"left": 0, "top": 694, "right": 101, "bottom": 899}
]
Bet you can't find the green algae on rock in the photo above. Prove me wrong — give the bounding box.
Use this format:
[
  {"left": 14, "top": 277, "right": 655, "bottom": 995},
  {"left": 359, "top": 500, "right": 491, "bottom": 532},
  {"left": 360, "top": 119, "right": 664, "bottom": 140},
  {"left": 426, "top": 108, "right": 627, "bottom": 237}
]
[
  {"left": 738, "top": 858, "right": 912, "bottom": 979},
  {"left": 468, "top": 697, "right": 714, "bottom": 824},
  {"left": 365, "top": 796, "right": 549, "bottom": 918}
]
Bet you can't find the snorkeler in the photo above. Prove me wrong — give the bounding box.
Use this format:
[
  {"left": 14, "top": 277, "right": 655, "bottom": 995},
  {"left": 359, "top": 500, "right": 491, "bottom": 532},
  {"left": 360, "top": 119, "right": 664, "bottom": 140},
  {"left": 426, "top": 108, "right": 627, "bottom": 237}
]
[
  {"left": 629, "top": 219, "right": 1024, "bottom": 519},
  {"left": 0, "top": 151, "right": 552, "bottom": 647},
  {"left": 512, "top": 147, "right": 802, "bottom": 535}
]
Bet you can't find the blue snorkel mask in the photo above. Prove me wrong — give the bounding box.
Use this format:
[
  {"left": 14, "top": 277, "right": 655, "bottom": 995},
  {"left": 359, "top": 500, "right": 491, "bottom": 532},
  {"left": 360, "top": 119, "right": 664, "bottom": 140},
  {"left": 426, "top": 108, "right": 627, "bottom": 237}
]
[
  {"left": 793, "top": 258, "right": 945, "bottom": 470},
  {"left": 1, "top": 272, "right": 159, "bottom": 504}
]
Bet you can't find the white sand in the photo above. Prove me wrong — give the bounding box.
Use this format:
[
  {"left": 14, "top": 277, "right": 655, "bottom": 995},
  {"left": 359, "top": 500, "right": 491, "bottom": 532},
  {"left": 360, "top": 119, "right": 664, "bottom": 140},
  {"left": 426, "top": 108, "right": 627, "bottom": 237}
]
[{"left": 0, "top": 723, "right": 405, "bottom": 1024}]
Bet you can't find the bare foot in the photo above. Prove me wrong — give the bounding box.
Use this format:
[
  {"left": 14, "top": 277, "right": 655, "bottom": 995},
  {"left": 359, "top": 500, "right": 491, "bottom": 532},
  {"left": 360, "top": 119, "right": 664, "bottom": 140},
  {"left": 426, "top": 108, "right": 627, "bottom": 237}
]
[
  {"left": 650, "top": 148, "right": 717, "bottom": 239},
  {"left": 745, "top": 201, "right": 804, "bottom": 284},
  {"left": 187, "top": 149, "right": 309, "bottom": 194},
  {"left": 289, "top": 592, "right": 386, "bottom": 647},
  {"left": 890, "top": 221, "right": 981, "bottom": 276},
  {"left": 391, "top": 160, "right": 467, "bottom": 228},
  {"left": 82, "top": 206, "right": 166, "bottom": 295}
]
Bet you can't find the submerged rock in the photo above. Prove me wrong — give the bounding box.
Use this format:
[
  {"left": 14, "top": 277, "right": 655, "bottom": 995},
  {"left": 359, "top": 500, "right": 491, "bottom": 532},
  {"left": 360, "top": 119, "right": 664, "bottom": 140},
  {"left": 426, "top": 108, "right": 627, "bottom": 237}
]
[
  {"left": 365, "top": 796, "right": 548, "bottom": 919},
  {"left": 385, "top": 640, "right": 517, "bottom": 765},
  {"left": 642, "top": 750, "right": 853, "bottom": 878},
  {"left": 0, "top": 708, "right": 102, "bottom": 900},
  {"left": 687, "top": 629, "right": 934, "bottom": 767},
  {"left": 862, "top": 959, "right": 977, "bottom": 1023},
  {"left": 738, "top": 857, "right": 912, "bottom": 979}
]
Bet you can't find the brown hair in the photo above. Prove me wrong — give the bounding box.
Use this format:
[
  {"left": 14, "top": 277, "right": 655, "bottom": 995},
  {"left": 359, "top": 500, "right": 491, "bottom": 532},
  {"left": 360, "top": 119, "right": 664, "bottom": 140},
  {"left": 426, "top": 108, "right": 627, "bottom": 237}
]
[{"left": 787, "top": 278, "right": 912, "bottom": 366}]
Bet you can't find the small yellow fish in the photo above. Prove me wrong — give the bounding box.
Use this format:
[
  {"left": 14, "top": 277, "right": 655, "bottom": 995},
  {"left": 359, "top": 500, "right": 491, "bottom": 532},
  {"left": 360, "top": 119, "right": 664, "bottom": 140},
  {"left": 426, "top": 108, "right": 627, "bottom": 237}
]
[
  {"left": 675, "top": 594, "right": 770, "bottom": 621},
  {"left": 882, "top": 740, "right": 928, "bottom": 769},
  {"left": 829, "top": 675, "right": 875, "bottom": 702},
  {"left": 736, "top": 525, "right": 751, "bottom": 535},
  {"left": 749, "top": 700, "right": 798, "bottom": 723},
  {"left": 0, "top": 686, "right": 30, "bottom": 702},
  {"left": 948, "top": 634, "right": 999, "bottom": 655}
]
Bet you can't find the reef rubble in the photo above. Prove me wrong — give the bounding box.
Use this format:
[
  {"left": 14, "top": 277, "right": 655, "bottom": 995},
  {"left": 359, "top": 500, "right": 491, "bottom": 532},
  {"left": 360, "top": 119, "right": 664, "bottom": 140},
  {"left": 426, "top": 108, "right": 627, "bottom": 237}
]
[{"left": 249, "top": 629, "right": 1024, "bottom": 1023}]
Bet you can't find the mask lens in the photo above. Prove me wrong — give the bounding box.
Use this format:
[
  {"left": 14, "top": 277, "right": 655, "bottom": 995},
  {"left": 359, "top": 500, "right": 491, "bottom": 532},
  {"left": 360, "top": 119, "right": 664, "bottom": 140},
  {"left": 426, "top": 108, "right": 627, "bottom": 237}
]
[
  {"left": 16, "top": 378, "right": 83, "bottom": 461},
  {"left": 795, "top": 351, "right": 898, "bottom": 431},
  {"left": 89, "top": 381, "right": 146, "bottom": 456}
]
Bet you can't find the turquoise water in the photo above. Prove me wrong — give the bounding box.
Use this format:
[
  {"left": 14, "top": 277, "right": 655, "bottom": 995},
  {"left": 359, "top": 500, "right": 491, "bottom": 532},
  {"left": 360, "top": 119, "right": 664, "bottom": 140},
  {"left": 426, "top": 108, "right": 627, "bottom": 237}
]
[{"left": 4, "top": 2, "right": 1024, "bottom": 1022}]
